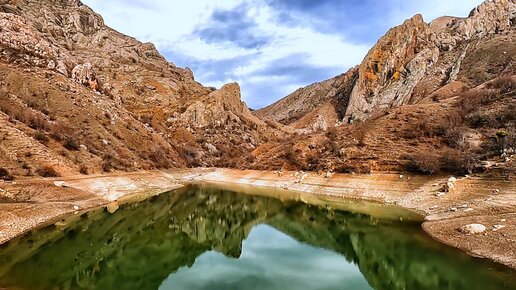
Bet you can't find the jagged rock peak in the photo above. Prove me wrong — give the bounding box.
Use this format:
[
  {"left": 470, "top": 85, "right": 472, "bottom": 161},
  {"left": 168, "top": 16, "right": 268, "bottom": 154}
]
[
  {"left": 343, "top": 0, "right": 516, "bottom": 121},
  {"left": 453, "top": 0, "right": 516, "bottom": 38}
]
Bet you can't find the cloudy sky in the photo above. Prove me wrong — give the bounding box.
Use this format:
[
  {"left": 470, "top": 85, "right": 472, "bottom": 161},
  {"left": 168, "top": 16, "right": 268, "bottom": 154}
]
[{"left": 82, "top": 0, "right": 483, "bottom": 109}]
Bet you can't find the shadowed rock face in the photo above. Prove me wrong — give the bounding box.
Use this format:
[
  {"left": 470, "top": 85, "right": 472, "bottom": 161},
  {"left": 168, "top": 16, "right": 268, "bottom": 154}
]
[{"left": 0, "top": 185, "right": 513, "bottom": 290}]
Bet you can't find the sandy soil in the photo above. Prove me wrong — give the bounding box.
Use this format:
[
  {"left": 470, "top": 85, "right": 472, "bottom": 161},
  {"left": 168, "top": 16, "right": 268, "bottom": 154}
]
[{"left": 0, "top": 168, "right": 514, "bottom": 269}]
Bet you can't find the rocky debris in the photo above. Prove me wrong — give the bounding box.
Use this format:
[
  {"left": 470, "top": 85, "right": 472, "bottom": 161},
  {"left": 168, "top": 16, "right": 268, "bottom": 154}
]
[
  {"left": 459, "top": 224, "right": 487, "bottom": 234},
  {"left": 106, "top": 202, "right": 119, "bottom": 214},
  {"left": 312, "top": 115, "right": 328, "bottom": 132},
  {"left": 493, "top": 225, "right": 506, "bottom": 232},
  {"left": 205, "top": 143, "right": 218, "bottom": 154},
  {"left": 443, "top": 177, "right": 457, "bottom": 192},
  {"left": 71, "top": 63, "right": 97, "bottom": 90},
  {"left": 53, "top": 181, "right": 67, "bottom": 187}
]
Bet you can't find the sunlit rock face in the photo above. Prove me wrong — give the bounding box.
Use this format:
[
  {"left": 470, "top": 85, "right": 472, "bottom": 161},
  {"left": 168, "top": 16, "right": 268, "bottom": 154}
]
[
  {"left": 259, "top": 0, "right": 516, "bottom": 126},
  {"left": 345, "top": 0, "right": 516, "bottom": 121}
]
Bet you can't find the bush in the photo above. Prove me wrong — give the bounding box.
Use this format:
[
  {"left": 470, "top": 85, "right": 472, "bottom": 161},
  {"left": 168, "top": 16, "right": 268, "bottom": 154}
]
[
  {"left": 148, "top": 147, "right": 171, "bottom": 169},
  {"left": 487, "top": 76, "right": 516, "bottom": 93},
  {"left": 405, "top": 154, "right": 440, "bottom": 175},
  {"left": 63, "top": 137, "right": 80, "bottom": 151},
  {"left": 440, "top": 150, "right": 475, "bottom": 174},
  {"left": 79, "top": 165, "right": 89, "bottom": 175},
  {"left": 102, "top": 154, "right": 115, "bottom": 172},
  {"left": 36, "top": 166, "right": 60, "bottom": 178},
  {"left": 443, "top": 126, "right": 469, "bottom": 149},
  {"left": 0, "top": 167, "right": 14, "bottom": 181},
  {"left": 326, "top": 127, "right": 338, "bottom": 141},
  {"left": 34, "top": 131, "right": 50, "bottom": 145}
]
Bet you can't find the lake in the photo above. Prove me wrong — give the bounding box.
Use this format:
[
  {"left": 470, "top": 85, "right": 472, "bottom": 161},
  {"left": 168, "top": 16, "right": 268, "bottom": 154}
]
[{"left": 0, "top": 184, "right": 514, "bottom": 290}]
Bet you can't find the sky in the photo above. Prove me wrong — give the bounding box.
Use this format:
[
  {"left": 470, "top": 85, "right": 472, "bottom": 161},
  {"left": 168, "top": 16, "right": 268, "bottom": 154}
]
[{"left": 82, "top": 0, "right": 484, "bottom": 109}]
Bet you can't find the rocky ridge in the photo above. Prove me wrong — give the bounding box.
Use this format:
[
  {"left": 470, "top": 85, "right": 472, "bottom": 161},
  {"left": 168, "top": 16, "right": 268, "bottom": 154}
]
[{"left": 259, "top": 0, "right": 516, "bottom": 124}]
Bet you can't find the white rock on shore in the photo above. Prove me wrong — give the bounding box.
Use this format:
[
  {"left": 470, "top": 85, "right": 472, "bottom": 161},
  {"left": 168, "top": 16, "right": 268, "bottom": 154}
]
[{"left": 459, "top": 224, "right": 486, "bottom": 235}]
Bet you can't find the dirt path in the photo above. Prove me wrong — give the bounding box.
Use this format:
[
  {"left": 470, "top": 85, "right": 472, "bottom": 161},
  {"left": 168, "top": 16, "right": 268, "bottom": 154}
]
[{"left": 0, "top": 168, "right": 514, "bottom": 269}]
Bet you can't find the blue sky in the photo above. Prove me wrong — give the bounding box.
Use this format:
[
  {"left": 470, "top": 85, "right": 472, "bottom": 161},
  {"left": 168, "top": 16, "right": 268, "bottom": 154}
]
[{"left": 82, "top": 0, "right": 484, "bottom": 109}]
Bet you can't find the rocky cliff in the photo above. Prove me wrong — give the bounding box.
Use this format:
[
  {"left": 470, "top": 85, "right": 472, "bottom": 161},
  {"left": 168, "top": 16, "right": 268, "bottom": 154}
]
[{"left": 260, "top": 0, "right": 516, "bottom": 123}]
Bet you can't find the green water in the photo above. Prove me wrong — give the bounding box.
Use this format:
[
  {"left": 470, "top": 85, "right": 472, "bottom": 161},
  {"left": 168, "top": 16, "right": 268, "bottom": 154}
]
[{"left": 0, "top": 185, "right": 514, "bottom": 290}]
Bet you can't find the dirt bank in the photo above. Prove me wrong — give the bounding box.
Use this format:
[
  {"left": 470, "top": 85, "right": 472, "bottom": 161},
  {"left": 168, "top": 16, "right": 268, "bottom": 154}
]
[{"left": 0, "top": 168, "right": 514, "bottom": 269}]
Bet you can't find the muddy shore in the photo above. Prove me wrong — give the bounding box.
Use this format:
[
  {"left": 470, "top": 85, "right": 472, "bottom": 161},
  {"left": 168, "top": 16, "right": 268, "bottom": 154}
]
[{"left": 0, "top": 168, "right": 514, "bottom": 269}]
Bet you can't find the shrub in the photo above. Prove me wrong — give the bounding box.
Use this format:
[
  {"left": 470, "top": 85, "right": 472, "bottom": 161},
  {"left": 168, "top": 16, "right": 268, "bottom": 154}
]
[
  {"left": 0, "top": 167, "right": 14, "bottom": 181},
  {"left": 63, "top": 137, "right": 80, "bottom": 151},
  {"left": 79, "top": 165, "right": 89, "bottom": 175},
  {"left": 50, "top": 123, "right": 72, "bottom": 141},
  {"left": 326, "top": 127, "right": 338, "bottom": 141},
  {"left": 440, "top": 150, "right": 475, "bottom": 174},
  {"left": 102, "top": 154, "right": 115, "bottom": 172},
  {"left": 36, "top": 166, "right": 60, "bottom": 178},
  {"left": 405, "top": 154, "right": 440, "bottom": 175},
  {"left": 148, "top": 147, "right": 171, "bottom": 169},
  {"left": 443, "top": 126, "right": 469, "bottom": 149},
  {"left": 487, "top": 76, "right": 516, "bottom": 93},
  {"left": 34, "top": 130, "right": 50, "bottom": 145}
]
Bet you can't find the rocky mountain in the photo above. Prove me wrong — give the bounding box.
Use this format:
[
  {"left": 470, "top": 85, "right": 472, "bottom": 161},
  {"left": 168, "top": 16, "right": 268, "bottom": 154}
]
[
  {"left": 0, "top": 0, "right": 514, "bottom": 178},
  {"left": 249, "top": 0, "right": 515, "bottom": 174},
  {"left": 259, "top": 0, "right": 516, "bottom": 124},
  {"left": 0, "top": 0, "right": 278, "bottom": 177}
]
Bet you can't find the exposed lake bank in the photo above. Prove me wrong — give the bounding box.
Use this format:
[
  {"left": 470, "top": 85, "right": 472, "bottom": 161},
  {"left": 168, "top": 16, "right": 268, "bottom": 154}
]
[{"left": 0, "top": 168, "right": 514, "bottom": 269}]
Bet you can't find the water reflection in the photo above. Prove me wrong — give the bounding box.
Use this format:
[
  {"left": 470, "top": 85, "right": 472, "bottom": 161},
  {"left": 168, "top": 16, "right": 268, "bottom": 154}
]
[
  {"left": 162, "top": 224, "right": 372, "bottom": 290},
  {"left": 0, "top": 185, "right": 513, "bottom": 290}
]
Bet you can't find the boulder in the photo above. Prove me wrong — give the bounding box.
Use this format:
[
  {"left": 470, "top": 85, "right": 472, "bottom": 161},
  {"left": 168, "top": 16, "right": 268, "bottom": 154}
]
[{"left": 459, "top": 224, "right": 486, "bottom": 234}]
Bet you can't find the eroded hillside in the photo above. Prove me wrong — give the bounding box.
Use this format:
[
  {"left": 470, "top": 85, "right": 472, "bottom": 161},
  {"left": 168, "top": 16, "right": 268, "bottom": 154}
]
[{"left": 0, "top": 0, "right": 280, "bottom": 177}]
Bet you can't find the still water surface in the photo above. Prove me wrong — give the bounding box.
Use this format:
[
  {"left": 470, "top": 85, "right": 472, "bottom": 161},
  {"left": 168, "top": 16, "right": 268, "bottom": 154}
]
[{"left": 0, "top": 184, "right": 514, "bottom": 290}]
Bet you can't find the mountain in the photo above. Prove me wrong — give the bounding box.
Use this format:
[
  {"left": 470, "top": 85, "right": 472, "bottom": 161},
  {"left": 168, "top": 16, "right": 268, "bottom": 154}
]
[
  {"left": 0, "top": 0, "right": 514, "bottom": 178},
  {"left": 0, "top": 0, "right": 279, "bottom": 177},
  {"left": 257, "top": 0, "right": 516, "bottom": 125},
  {"left": 250, "top": 0, "right": 515, "bottom": 173}
]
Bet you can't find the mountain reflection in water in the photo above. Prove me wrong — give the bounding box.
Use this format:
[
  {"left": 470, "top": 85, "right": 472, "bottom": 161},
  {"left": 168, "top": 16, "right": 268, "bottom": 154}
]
[{"left": 0, "top": 185, "right": 514, "bottom": 290}]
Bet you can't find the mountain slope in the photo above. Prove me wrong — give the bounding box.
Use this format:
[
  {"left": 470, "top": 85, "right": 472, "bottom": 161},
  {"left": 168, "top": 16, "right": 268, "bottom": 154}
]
[
  {"left": 0, "top": 0, "right": 514, "bottom": 178},
  {"left": 249, "top": 0, "right": 515, "bottom": 174},
  {"left": 0, "top": 0, "right": 279, "bottom": 177}
]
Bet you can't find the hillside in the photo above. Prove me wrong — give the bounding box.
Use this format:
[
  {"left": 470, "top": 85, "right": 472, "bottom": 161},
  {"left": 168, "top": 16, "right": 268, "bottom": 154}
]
[
  {"left": 0, "top": 0, "right": 514, "bottom": 180},
  {"left": 0, "top": 0, "right": 280, "bottom": 178},
  {"left": 257, "top": 0, "right": 516, "bottom": 127},
  {"left": 249, "top": 0, "right": 515, "bottom": 175}
]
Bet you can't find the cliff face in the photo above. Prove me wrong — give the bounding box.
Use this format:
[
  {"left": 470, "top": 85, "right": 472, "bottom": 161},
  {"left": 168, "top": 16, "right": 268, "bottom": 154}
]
[
  {"left": 261, "top": 0, "right": 516, "bottom": 123},
  {"left": 0, "top": 0, "right": 277, "bottom": 176}
]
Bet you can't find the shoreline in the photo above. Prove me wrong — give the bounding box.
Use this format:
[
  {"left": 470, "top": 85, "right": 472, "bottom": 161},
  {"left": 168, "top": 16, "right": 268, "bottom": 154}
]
[{"left": 0, "top": 168, "right": 514, "bottom": 269}]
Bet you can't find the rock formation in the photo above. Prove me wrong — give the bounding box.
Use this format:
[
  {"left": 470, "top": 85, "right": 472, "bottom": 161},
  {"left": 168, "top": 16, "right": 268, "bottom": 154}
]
[{"left": 260, "top": 0, "right": 516, "bottom": 122}]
